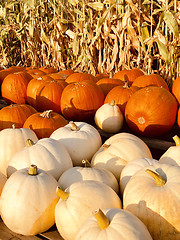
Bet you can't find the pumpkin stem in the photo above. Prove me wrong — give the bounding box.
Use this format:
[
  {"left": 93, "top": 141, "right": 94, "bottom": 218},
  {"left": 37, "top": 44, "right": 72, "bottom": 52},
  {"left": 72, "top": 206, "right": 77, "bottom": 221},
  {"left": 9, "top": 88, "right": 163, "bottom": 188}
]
[
  {"left": 40, "top": 110, "right": 53, "bottom": 118},
  {"left": 173, "top": 135, "right": 180, "bottom": 146},
  {"left": 110, "top": 100, "right": 115, "bottom": 106},
  {"left": 56, "top": 186, "right": 70, "bottom": 200},
  {"left": 103, "top": 144, "right": 110, "bottom": 149},
  {"left": 82, "top": 159, "right": 91, "bottom": 167},
  {"left": 69, "top": 121, "right": 80, "bottom": 131},
  {"left": 123, "top": 80, "right": 129, "bottom": 88},
  {"left": 28, "top": 164, "right": 38, "bottom": 175},
  {"left": 26, "top": 139, "right": 35, "bottom": 147},
  {"left": 12, "top": 124, "right": 16, "bottom": 129},
  {"left": 93, "top": 209, "right": 109, "bottom": 229},
  {"left": 145, "top": 169, "right": 166, "bottom": 186}
]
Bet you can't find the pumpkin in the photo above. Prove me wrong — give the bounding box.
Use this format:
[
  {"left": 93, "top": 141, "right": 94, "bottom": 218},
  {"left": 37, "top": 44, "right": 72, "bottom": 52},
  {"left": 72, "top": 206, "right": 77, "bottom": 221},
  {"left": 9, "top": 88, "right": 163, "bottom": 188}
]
[
  {"left": 0, "top": 125, "right": 38, "bottom": 176},
  {"left": 131, "top": 73, "right": 169, "bottom": 90},
  {"left": 47, "top": 72, "right": 70, "bottom": 80},
  {"left": 171, "top": 76, "right": 180, "bottom": 104},
  {"left": 1, "top": 71, "right": 33, "bottom": 104},
  {"left": 0, "top": 103, "right": 37, "bottom": 130},
  {"left": 177, "top": 107, "right": 180, "bottom": 129},
  {"left": 113, "top": 68, "right": 144, "bottom": 85},
  {"left": 0, "top": 172, "right": 7, "bottom": 197},
  {"left": 39, "top": 66, "right": 58, "bottom": 74},
  {"left": 75, "top": 208, "right": 153, "bottom": 240},
  {"left": 94, "top": 100, "right": 124, "bottom": 133},
  {"left": 55, "top": 180, "right": 122, "bottom": 240},
  {"left": 58, "top": 69, "right": 75, "bottom": 75},
  {"left": 104, "top": 80, "right": 139, "bottom": 115},
  {"left": 58, "top": 159, "right": 119, "bottom": 194},
  {"left": 125, "top": 86, "right": 178, "bottom": 137},
  {"left": 65, "top": 72, "right": 97, "bottom": 84},
  {"left": 7, "top": 137, "right": 73, "bottom": 180},
  {"left": 0, "top": 165, "right": 59, "bottom": 236},
  {"left": 23, "top": 110, "right": 67, "bottom": 139},
  {"left": 50, "top": 121, "right": 102, "bottom": 166},
  {"left": 60, "top": 80, "right": 104, "bottom": 121},
  {"left": 95, "top": 73, "right": 109, "bottom": 81},
  {"left": 91, "top": 132, "right": 152, "bottom": 179},
  {"left": 0, "top": 68, "right": 16, "bottom": 85},
  {"left": 26, "top": 68, "right": 46, "bottom": 78},
  {"left": 123, "top": 163, "right": 180, "bottom": 240}
]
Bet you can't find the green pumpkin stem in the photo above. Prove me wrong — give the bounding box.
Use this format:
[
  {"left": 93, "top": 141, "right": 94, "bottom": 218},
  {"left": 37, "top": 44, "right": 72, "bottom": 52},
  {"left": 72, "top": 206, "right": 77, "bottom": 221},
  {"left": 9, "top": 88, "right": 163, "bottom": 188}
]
[
  {"left": 173, "top": 135, "right": 180, "bottom": 146},
  {"left": 69, "top": 121, "right": 80, "bottom": 131},
  {"left": 145, "top": 169, "right": 166, "bottom": 186},
  {"left": 82, "top": 159, "right": 91, "bottom": 167},
  {"left": 56, "top": 186, "right": 70, "bottom": 200},
  {"left": 26, "top": 139, "right": 35, "bottom": 147},
  {"left": 28, "top": 164, "right": 38, "bottom": 175},
  {"left": 93, "top": 209, "right": 109, "bottom": 229}
]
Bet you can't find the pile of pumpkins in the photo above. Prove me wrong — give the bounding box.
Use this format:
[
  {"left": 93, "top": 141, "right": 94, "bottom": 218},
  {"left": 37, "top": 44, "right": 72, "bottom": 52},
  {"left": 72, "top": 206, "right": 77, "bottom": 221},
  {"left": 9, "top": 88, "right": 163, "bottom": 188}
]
[{"left": 0, "top": 66, "right": 180, "bottom": 239}]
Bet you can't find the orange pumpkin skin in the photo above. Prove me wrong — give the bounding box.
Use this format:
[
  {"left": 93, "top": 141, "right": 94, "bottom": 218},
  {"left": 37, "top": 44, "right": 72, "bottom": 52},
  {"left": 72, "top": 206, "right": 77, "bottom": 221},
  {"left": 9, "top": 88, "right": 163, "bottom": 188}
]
[
  {"left": 104, "top": 81, "right": 139, "bottom": 115},
  {"left": 58, "top": 69, "right": 75, "bottom": 75},
  {"left": 1, "top": 72, "right": 33, "bottom": 104},
  {"left": 172, "top": 76, "right": 180, "bottom": 104},
  {"left": 96, "top": 78, "right": 124, "bottom": 96},
  {"left": 132, "top": 74, "right": 169, "bottom": 90},
  {"left": 125, "top": 86, "right": 178, "bottom": 137},
  {"left": 23, "top": 110, "right": 68, "bottom": 139},
  {"left": 0, "top": 69, "right": 18, "bottom": 85},
  {"left": 39, "top": 66, "right": 58, "bottom": 74},
  {"left": 61, "top": 81, "right": 105, "bottom": 121},
  {"left": 95, "top": 73, "right": 109, "bottom": 81},
  {"left": 26, "top": 69, "right": 46, "bottom": 79},
  {"left": 113, "top": 68, "right": 144, "bottom": 85},
  {"left": 0, "top": 104, "right": 37, "bottom": 130},
  {"left": 65, "top": 72, "right": 97, "bottom": 84}
]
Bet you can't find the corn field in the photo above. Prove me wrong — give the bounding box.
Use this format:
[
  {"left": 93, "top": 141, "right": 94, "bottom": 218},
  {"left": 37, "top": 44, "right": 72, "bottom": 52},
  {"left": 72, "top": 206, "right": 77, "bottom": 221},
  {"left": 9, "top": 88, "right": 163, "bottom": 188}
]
[{"left": 0, "top": 0, "right": 179, "bottom": 86}]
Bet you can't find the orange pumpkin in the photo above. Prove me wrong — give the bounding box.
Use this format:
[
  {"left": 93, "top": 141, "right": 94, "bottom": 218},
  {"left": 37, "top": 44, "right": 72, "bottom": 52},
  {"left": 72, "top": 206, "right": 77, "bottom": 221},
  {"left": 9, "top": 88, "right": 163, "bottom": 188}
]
[
  {"left": 104, "top": 80, "right": 139, "bottom": 115},
  {"left": 0, "top": 69, "right": 17, "bottom": 85},
  {"left": 60, "top": 80, "right": 105, "bottom": 121},
  {"left": 113, "top": 68, "right": 144, "bottom": 85},
  {"left": 39, "top": 66, "right": 58, "bottom": 74},
  {"left": 171, "top": 76, "right": 180, "bottom": 104},
  {"left": 132, "top": 74, "right": 169, "bottom": 90},
  {"left": 0, "top": 104, "right": 37, "bottom": 130},
  {"left": 58, "top": 69, "right": 75, "bottom": 75},
  {"left": 23, "top": 110, "right": 68, "bottom": 139},
  {"left": 125, "top": 86, "right": 178, "bottom": 137},
  {"left": 95, "top": 73, "right": 109, "bottom": 81},
  {"left": 65, "top": 72, "right": 97, "bottom": 84},
  {"left": 96, "top": 78, "right": 124, "bottom": 96},
  {"left": 47, "top": 72, "right": 69, "bottom": 80},
  {"left": 1, "top": 71, "right": 33, "bottom": 104},
  {"left": 26, "top": 69, "right": 46, "bottom": 78}
]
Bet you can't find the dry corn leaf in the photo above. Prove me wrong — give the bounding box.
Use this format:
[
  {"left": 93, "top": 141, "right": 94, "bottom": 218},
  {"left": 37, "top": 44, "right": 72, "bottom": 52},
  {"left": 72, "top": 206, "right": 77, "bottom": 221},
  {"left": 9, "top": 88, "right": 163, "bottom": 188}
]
[
  {"left": 164, "top": 11, "right": 179, "bottom": 38},
  {"left": 155, "top": 39, "right": 170, "bottom": 63},
  {"left": 88, "top": 2, "right": 104, "bottom": 11}
]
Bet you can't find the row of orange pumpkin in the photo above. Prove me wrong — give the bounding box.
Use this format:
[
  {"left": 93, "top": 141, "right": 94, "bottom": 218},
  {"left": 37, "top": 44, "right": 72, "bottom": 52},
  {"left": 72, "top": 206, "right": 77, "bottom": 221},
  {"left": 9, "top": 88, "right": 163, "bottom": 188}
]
[{"left": 0, "top": 65, "right": 180, "bottom": 138}]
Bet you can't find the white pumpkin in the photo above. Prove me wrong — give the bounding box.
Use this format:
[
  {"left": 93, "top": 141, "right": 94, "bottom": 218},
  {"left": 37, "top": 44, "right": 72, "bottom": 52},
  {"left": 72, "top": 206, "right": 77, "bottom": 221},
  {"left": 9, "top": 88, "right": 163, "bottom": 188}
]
[
  {"left": 55, "top": 180, "right": 122, "bottom": 240},
  {"left": 94, "top": 100, "right": 124, "bottom": 133},
  {"left": 0, "top": 165, "right": 59, "bottom": 236},
  {"left": 91, "top": 132, "right": 152, "bottom": 179},
  {"left": 50, "top": 121, "right": 102, "bottom": 166},
  {"left": 0, "top": 125, "right": 38, "bottom": 176},
  {"left": 58, "top": 160, "right": 119, "bottom": 194},
  {"left": 75, "top": 208, "right": 153, "bottom": 240},
  {"left": 7, "top": 138, "right": 73, "bottom": 180},
  {"left": 0, "top": 172, "right": 7, "bottom": 198},
  {"left": 120, "top": 157, "right": 158, "bottom": 195},
  {"left": 123, "top": 162, "right": 180, "bottom": 240}
]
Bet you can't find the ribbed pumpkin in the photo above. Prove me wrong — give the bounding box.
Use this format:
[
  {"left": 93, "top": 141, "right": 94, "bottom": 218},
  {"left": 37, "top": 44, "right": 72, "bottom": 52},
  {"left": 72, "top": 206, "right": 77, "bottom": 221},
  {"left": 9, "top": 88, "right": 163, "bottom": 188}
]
[
  {"left": 96, "top": 78, "right": 124, "bottom": 96},
  {"left": 65, "top": 72, "right": 97, "bottom": 84},
  {"left": 0, "top": 68, "right": 17, "bottom": 85},
  {"left": 23, "top": 110, "right": 67, "bottom": 139},
  {"left": 132, "top": 73, "right": 169, "bottom": 90},
  {"left": 104, "top": 80, "right": 139, "bottom": 115},
  {"left": 1, "top": 71, "right": 33, "bottom": 104},
  {"left": 39, "top": 66, "right": 58, "bottom": 74},
  {"left": 0, "top": 104, "right": 37, "bottom": 130},
  {"left": 171, "top": 76, "right": 180, "bottom": 104},
  {"left": 113, "top": 68, "right": 144, "bottom": 85},
  {"left": 60, "top": 80, "right": 105, "bottom": 121},
  {"left": 26, "top": 68, "right": 46, "bottom": 78},
  {"left": 125, "top": 86, "right": 178, "bottom": 137},
  {"left": 58, "top": 69, "right": 75, "bottom": 75}
]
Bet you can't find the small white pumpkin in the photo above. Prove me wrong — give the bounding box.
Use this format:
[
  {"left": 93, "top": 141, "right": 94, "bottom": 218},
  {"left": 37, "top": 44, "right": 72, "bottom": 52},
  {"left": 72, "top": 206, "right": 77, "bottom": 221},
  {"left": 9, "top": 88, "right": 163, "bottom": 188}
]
[
  {"left": 94, "top": 100, "right": 124, "bottom": 133},
  {"left": 0, "top": 125, "right": 38, "bottom": 176},
  {"left": 55, "top": 180, "right": 122, "bottom": 240},
  {"left": 91, "top": 132, "right": 152, "bottom": 179},
  {"left": 75, "top": 208, "right": 153, "bottom": 240},
  {"left": 0, "top": 165, "right": 59, "bottom": 236},
  {"left": 7, "top": 138, "right": 73, "bottom": 180},
  {"left": 58, "top": 160, "right": 119, "bottom": 194},
  {"left": 50, "top": 121, "right": 102, "bottom": 166}
]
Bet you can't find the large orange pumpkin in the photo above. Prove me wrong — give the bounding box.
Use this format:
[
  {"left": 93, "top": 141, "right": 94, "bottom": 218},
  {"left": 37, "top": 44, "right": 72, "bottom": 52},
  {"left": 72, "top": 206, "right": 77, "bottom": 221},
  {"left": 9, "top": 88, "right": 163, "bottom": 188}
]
[
  {"left": 60, "top": 80, "right": 105, "bottom": 121},
  {"left": 39, "top": 66, "right": 58, "bottom": 74},
  {"left": 0, "top": 69, "right": 18, "bottom": 85},
  {"left": 23, "top": 110, "right": 68, "bottom": 139},
  {"left": 1, "top": 71, "right": 33, "bottom": 104},
  {"left": 125, "top": 86, "right": 178, "bottom": 137},
  {"left": 171, "top": 76, "right": 180, "bottom": 104},
  {"left": 113, "top": 68, "right": 144, "bottom": 85},
  {"left": 0, "top": 104, "right": 37, "bottom": 130},
  {"left": 96, "top": 78, "right": 124, "bottom": 96},
  {"left": 26, "top": 69, "right": 46, "bottom": 78},
  {"left": 65, "top": 72, "right": 97, "bottom": 84},
  {"left": 132, "top": 73, "right": 169, "bottom": 90}
]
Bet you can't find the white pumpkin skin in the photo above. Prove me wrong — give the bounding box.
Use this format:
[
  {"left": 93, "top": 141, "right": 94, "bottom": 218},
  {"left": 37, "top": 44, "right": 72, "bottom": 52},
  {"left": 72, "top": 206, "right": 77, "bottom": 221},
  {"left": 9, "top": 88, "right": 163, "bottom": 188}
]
[
  {"left": 159, "top": 146, "right": 180, "bottom": 167},
  {"left": 7, "top": 138, "right": 73, "bottom": 180},
  {"left": 58, "top": 164, "right": 119, "bottom": 194},
  {"left": 91, "top": 132, "right": 152, "bottom": 179},
  {"left": 123, "top": 163, "right": 180, "bottom": 240},
  {"left": 55, "top": 180, "right": 122, "bottom": 240},
  {"left": 50, "top": 121, "right": 102, "bottom": 166},
  {"left": 120, "top": 157, "right": 158, "bottom": 195},
  {"left": 94, "top": 101, "right": 124, "bottom": 133},
  {"left": 0, "top": 166, "right": 59, "bottom": 236},
  {"left": 75, "top": 208, "right": 153, "bottom": 240},
  {"left": 0, "top": 172, "right": 7, "bottom": 197},
  {"left": 0, "top": 127, "right": 38, "bottom": 176}
]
